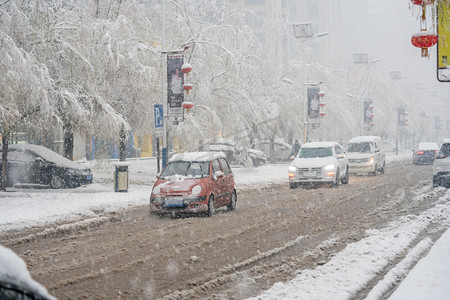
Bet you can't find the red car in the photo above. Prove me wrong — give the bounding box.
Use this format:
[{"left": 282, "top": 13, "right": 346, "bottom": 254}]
[{"left": 150, "top": 152, "right": 237, "bottom": 217}]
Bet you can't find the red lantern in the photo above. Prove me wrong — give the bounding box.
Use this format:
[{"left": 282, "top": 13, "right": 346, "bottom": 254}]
[
  {"left": 183, "top": 83, "right": 193, "bottom": 94},
  {"left": 410, "top": 0, "right": 435, "bottom": 5},
  {"left": 411, "top": 31, "right": 437, "bottom": 57},
  {"left": 318, "top": 91, "right": 325, "bottom": 98},
  {"left": 319, "top": 102, "right": 326, "bottom": 107},
  {"left": 369, "top": 122, "right": 375, "bottom": 127},
  {"left": 181, "top": 63, "right": 192, "bottom": 74},
  {"left": 319, "top": 112, "right": 325, "bottom": 118},
  {"left": 182, "top": 101, "right": 194, "bottom": 110},
  {"left": 369, "top": 113, "right": 375, "bottom": 118},
  {"left": 369, "top": 104, "right": 375, "bottom": 110}
]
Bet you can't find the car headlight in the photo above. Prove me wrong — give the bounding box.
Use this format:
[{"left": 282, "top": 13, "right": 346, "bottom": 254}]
[
  {"left": 323, "top": 164, "right": 335, "bottom": 171},
  {"left": 191, "top": 185, "right": 202, "bottom": 195},
  {"left": 369, "top": 157, "right": 375, "bottom": 164},
  {"left": 153, "top": 185, "right": 161, "bottom": 195},
  {"left": 288, "top": 166, "right": 297, "bottom": 172}
]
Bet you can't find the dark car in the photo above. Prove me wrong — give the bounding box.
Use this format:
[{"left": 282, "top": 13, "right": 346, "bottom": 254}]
[
  {"left": 0, "top": 144, "right": 93, "bottom": 189},
  {"left": 413, "top": 142, "right": 439, "bottom": 165},
  {"left": 433, "top": 139, "right": 450, "bottom": 187}
]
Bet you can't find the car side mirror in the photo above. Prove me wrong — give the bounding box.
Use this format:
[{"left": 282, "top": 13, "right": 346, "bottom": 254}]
[
  {"left": 375, "top": 149, "right": 380, "bottom": 153},
  {"left": 436, "top": 153, "right": 447, "bottom": 159},
  {"left": 214, "top": 171, "right": 224, "bottom": 180}
]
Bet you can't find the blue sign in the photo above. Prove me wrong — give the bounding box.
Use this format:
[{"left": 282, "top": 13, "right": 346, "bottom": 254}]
[{"left": 154, "top": 104, "right": 163, "bottom": 129}]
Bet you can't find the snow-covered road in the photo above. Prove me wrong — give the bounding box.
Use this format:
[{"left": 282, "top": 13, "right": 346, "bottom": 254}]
[{"left": 1, "top": 151, "right": 449, "bottom": 300}]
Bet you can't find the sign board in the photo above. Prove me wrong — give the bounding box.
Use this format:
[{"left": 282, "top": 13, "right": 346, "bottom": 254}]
[
  {"left": 292, "top": 22, "right": 313, "bottom": 38},
  {"left": 435, "top": 116, "right": 441, "bottom": 130},
  {"left": 437, "top": 0, "right": 450, "bottom": 82},
  {"left": 167, "top": 53, "right": 184, "bottom": 118},
  {"left": 353, "top": 52, "right": 368, "bottom": 64},
  {"left": 154, "top": 104, "right": 163, "bottom": 136},
  {"left": 154, "top": 104, "right": 163, "bottom": 128}
]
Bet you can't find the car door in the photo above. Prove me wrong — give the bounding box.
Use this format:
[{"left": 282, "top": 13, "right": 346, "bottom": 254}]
[
  {"left": 211, "top": 158, "right": 225, "bottom": 207},
  {"left": 219, "top": 157, "right": 234, "bottom": 205}
]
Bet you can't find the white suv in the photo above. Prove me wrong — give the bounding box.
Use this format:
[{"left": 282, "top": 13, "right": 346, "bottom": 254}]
[
  {"left": 346, "top": 136, "right": 385, "bottom": 176},
  {"left": 288, "top": 142, "right": 349, "bottom": 188},
  {"left": 433, "top": 139, "right": 450, "bottom": 188}
]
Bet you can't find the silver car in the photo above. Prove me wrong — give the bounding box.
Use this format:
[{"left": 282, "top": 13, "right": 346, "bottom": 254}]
[{"left": 288, "top": 141, "right": 349, "bottom": 189}]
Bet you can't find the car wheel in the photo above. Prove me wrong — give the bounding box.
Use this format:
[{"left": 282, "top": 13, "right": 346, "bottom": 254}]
[
  {"left": 50, "top": 175, "right": 65, "bottom": 189},
  {"left": 372, "top": 167, "right": 377, "bottom": 176},
  {"left": 289, "top": 182, "right": 298, "bottom": 189},
  {"left": 207, "top": 195, "right": 215, "bottom": 217},
  {"left": 341, "top": 167, "right": 349, "bottom": 184},
  {"left": 333, "top": 169, "right": 340, "bottom": 188},
  {"left": 433, "top": 177, "right": 439, "bottom": 188},
  {"left": 227, "top": 190, "right": 237, "bottom": 211},
  {"left": 379, "top": 162, "right": 385, "bottom": 175}
]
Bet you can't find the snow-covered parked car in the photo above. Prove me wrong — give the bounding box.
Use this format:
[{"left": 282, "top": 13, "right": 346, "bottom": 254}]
[
  {"left": 346, "top": 136, "right": 385, "bottom": 175},
  {"left": 150, "top": 152, "right": 237, "bottom": 217},
  {"left": 254, "top": 139, "right": 292, "bottom": 162},
  {"left": 199, "top": 138, "right": 266, "bottom": 167},
  {"left": 0, "top": 144, "right": 93, "bottom": 189},
  {"left": 413, "top": 142, "right": 439, "bottom": 165},
  {"left": 433, "top": 139, "right": 450, "bottom": 188},
  {"left": 0, "top": 245, "right": 55, "bottom": 299},
  {"left": 288, "top": 141, "right": 349, "bottom": 188}
]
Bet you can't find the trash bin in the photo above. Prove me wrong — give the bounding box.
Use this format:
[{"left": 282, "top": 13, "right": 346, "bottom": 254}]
[{"left": 113, "top": 162, "right": 130, "bottom": 192}]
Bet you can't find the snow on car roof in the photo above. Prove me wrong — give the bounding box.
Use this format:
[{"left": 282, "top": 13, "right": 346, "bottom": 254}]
[
  {"left": 348, "top": 136, "right": 381, "bottom": 143},
  {"left": 8, "top": 144, "right": 88, "bottom": 170},
  {"left": 417, "top": 142, "right": 439, "bottom": 150},
  {"left": 302, "top": 142, "right": 338, "bottom": 148},
  {"left": 169, "top": 151, "right": 226, "bottom": 162},
  {"left": 0, "top": 245, "right": 56, "bottom": 299}
]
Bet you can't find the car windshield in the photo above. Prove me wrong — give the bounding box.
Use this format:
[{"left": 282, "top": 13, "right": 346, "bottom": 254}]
[
  {"left": 298, "top": 147, "right": 333, "bottom": 158},
  {"left": 161, "top": 161, "right": 210, "bottom": 178},
  {"left": 347, "top": 142, "right": 372, "bottom": 153}
]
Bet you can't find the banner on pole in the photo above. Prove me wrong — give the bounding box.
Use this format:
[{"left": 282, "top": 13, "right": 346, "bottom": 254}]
[
  {"left": 398, "top": 108, "right": 406, "bottom": 127},
  {"left": 307, "top": 86, "right": 320, "bottom": 125},
  {"left": 167, "top": 53, "right": 184, "bottom": 118},
  {"left": 363, "top": 98, "right": 373, "bottom": 125}
]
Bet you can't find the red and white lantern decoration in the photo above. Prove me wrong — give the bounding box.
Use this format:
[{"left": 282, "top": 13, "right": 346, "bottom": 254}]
[
  {"left": 183, "top": 83, "right": 193, "bottom": 93},
  {"left": 411, "top": 31, "right": 438, "bottom": 57},
  {"left": 181, "top": 63, "right": 192, "bottom": 74},
  {"left": 410, "top": 0, "right": 437, "bottom": 57},
  {"left": 182, "top": 101, "right": 194, "bottom": 113},
  {"left": 318, "top": 91, "right": 326, "bottom": 118}
]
